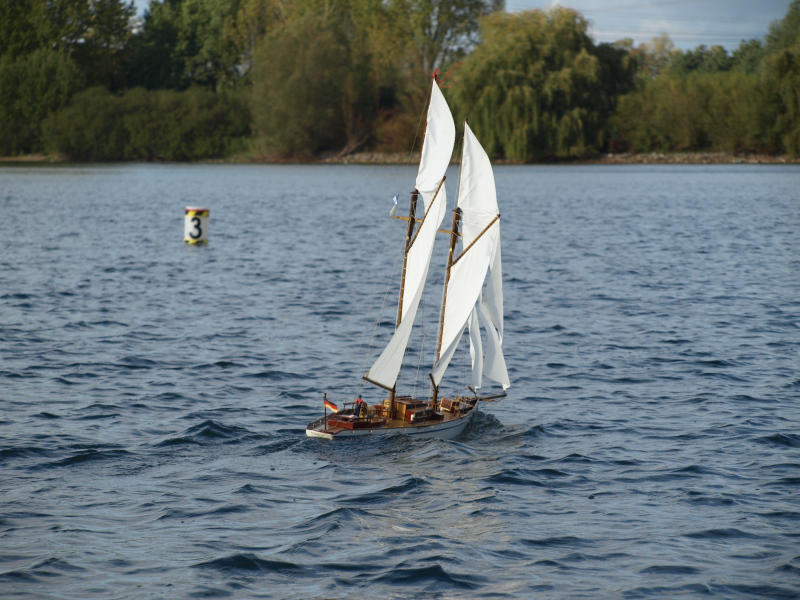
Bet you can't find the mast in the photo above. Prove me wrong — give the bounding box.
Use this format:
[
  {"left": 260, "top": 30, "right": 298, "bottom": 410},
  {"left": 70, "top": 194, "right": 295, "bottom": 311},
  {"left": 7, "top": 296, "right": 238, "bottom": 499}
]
[
  {"left": 363, "top": 79, "right": 454, "bottom": 400},
  {"left": 431, "top": 206, "right": 461, "bottom": 404},
  {"left": 397, "top": 191, "right": 419, "bottom": 327},
  {"left": 389, "top": 190, "right": 419, "bottom": 408}
]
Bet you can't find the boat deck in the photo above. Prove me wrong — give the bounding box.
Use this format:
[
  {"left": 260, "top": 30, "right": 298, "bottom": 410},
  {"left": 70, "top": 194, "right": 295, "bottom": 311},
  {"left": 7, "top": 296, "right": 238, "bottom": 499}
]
[{"left": 307, "top": 397, "right": 478, "bottom": 438}]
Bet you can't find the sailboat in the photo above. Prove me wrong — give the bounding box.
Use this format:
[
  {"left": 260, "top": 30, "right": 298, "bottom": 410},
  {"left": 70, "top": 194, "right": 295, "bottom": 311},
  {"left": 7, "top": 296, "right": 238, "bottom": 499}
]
[{"left": 306, "top": 78, "right": 509, "bottom": 440}]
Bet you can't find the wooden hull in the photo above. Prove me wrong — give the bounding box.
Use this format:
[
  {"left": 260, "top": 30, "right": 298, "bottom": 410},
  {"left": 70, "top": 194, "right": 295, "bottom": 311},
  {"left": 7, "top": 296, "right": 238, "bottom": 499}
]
[{"left": 306, "top": 400, "right": 476, "bottom": 441}]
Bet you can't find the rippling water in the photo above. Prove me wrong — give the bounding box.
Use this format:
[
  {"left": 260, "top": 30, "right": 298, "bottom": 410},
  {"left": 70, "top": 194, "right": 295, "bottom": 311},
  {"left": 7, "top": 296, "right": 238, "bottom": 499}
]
[{"left": 1, "top": 163, "right": 799, "bottom": 599}]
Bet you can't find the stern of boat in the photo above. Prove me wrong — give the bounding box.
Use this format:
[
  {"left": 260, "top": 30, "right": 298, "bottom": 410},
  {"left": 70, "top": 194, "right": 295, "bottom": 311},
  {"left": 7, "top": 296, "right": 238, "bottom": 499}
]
[{"left": 305, "top": 416, "right": 333, "bottom": 440}]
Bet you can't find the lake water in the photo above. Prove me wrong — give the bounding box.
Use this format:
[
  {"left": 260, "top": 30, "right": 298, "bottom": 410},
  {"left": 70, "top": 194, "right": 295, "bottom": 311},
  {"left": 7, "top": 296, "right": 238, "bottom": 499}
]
[{"left": 1, "top": 163, "right": 799, "bottom": 599}]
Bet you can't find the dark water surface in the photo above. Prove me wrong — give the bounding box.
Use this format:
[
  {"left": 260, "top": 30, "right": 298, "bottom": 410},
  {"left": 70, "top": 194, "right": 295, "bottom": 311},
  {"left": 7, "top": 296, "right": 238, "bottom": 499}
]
[{"left": 1, "top": 163, "right": 799, "bottom": 599}]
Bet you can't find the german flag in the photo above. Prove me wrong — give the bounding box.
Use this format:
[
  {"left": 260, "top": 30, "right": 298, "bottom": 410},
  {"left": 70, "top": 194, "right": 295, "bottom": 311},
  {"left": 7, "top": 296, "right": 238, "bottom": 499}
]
[{"left": 324, "top": 398, "right": 338, "bottom": 413}]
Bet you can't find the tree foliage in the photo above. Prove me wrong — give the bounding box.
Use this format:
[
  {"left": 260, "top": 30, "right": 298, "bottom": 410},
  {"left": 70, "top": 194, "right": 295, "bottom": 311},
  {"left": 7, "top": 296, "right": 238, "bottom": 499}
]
[
  {"left": 387, "top": 0, "right": 503, "bottom": 75},
  {"left": 762, "top": 38, "right": 800, "bottom": 155},
  {"left": 671, "top": 44, "right": 733, "bottom": 74},
  {"left": 221, "top": 0, "right": 285, "bottom": 83},
  {"left": 250, "top": 0, "right": 398, "bottom": 157},
  {"left": 127, "top": 0, "right": 242, "bottom": 90},
  {"left": 0, "top": 50, "right": 84, "bottom": 154},
  {"left": 450, "top": 8, "right": 634, "bottom": 160},
  {"left": 765, "top": 0, "right": 800, "bottom": 53},
  {"left": 611, "top": 71, "right": 768, "bottom": 153},
  {"left": 3, "top": 0, "right": 800, "bottom": 160},
  {"left": 1, "top": 0, "right": 135, "bottom": 89},
  {"left": 611, "top": 1, "right": 800, "bottom": 157},
  {"left": 250, "top": 2, "right": 352, "bottom": 157}
]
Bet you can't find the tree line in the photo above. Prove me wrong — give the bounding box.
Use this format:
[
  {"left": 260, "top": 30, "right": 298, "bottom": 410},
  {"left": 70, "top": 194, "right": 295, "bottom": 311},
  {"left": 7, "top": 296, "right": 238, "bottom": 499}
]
[{"left": 1, "top": 0, "right": 798, "bottom": 161}]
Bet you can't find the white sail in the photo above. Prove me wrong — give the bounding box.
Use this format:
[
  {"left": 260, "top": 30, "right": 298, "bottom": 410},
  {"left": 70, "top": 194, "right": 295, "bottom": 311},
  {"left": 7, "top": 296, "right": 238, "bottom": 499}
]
[
  {"left": 416, "top": 81, "right": 455, "bottom": 214},
  {"left": 431, "top": 122, "right": 503, "bottom": 388},
  {"left": 468, "top": 238, "right": 509, "bottom": 390},
  {"left": 468, "top": 306, "right": 483, "bottom": 389},
  {"left": 480, "top": 239, "right": 510, "bottom": 389},
  {"left": 365, "top": 80, "right": 454, "bottom": 390}
]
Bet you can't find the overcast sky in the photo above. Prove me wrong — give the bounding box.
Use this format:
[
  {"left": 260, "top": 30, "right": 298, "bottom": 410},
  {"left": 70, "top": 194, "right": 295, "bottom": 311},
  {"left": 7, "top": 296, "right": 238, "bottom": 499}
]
[{"left": 506, "top": 0, "right": 794, "bottom": 49}]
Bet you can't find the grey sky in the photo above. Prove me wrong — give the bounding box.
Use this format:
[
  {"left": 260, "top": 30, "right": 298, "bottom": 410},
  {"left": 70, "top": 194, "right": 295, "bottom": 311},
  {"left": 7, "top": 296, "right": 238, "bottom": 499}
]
[{"left": 505, "top": 0, "right": 793, "bottom": 49}]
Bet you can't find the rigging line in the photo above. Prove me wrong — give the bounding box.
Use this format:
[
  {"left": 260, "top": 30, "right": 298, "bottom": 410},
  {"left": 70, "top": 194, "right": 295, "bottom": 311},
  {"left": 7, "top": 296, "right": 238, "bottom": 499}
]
[
  {"left": 452, "top": 216, "right": 500, "bottom": 266},
  {"left": 461, "top": 328, "right": 468, "bottom": 392},
  {"left": 407, "top": 81, "right": 432, "bottom": 165},
  {"left": 355, "top": 250, "right": 400, "bottom": 397},
  {"left": 412, "top": 276, "right": 427, "bottom": 401}
]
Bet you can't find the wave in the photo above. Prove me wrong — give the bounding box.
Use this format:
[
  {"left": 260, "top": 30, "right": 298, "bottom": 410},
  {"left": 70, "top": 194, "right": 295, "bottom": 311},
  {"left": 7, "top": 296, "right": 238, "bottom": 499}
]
[
  {"left": 0, "top": 446, "right": 52, "bottom": 463},
  {"left": 684, "top": 527, "right": 760, "bottom": 540},
  {"left": 38, "top": 447, "right": 131, "bottom": 469},
  {"left": 339, "top": 476, "right": 428, "bottom": 505},
  {"left": 639, "top": 564, "right": 702, "bottom": 575},
  {"left": 243, "top": 369, "right": 302, "bottom": 380},
  {"left": 158, "top": 504, "right": 249, "bottom": 521},
  {"left": 194, "top": 553, "right": 303, "bottom": 574},
  {"left": 116, "top": 356, "right": 159, "bottom": 369},
  {"left": 371, "top": 563, "right": 485, "bottom": 590},
  {"left": 484, "top": 467, "right": 547, "bottom": 487},
  {"left": 521, "top": 535, "right": 594, "bottom": 548},
  {"left": 155, "top": 419, "right": 256, "bottom": 447},
  {"left": 623, "top": 583, "right": 713, "bottom": 597},
  {"left": 756, "top": 433, "right": 800, "bottom": 448},
  {"left": 712, "top": 583, "right": 800, "bottom": 599}
]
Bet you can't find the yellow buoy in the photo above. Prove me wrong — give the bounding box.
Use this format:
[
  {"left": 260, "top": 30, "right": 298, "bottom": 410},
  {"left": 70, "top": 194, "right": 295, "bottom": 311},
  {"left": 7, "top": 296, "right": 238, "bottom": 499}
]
[{"left": 184, "top": 207, "right": 209, "bottom": 244}]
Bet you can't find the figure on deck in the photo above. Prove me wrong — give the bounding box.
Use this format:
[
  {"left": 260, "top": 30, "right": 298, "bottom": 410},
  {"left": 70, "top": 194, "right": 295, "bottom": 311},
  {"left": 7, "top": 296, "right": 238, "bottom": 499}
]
[{"left": 355, "top": 395, "right": 366, "bottom": 418}]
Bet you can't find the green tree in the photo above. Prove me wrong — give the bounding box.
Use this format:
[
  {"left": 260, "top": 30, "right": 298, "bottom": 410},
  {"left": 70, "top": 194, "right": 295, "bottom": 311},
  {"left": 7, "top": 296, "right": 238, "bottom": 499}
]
[
  {"left": 611, "top": 69, "right": 771, "bottom": 154},
  {"left": 671, "top": 44, "right": 733, "bottom": 74},
  {"left": 765, "top": 0, "right": 800, "bottom": 53},
  {"left": 221, "top": 0, "right": 284, "bottom": 83},
  {"left": 731, "top": 39, "right": 764, "bottom": 74},
  {"left": 0, "top": 0, "right": 134, "bottom": 88},
  {"left": 628, "top": 33, "right": 679, "bottom": 81},
  {"left": 706, "top": 71, "right": 768, "bottom": 153},
  {"left": 759, "top": 0, "right": 800, "bottom": 155},
  {"left": 250, "top": 0, "right": 394, "bottom": 157},
  {"left": 612, "top": 73, "right": 706, "bottom": 152},
  {"left": 250, "top": 2, "right": 349, "bottom": 156},
  {"left": 762, "top": 39, "right": 800, "bottom": 155},
  {"left": 0, "top": 1, "right": 39, "bottom": 57},
  {"left": 378, "top": 0, "right": 503, "bottom": 148},
  {"left": 125, "top": 1, "right": 183, "bottom": 89},
  {"left": 387, "top": 0, "right": 503, "bottom": 76},
  {"left": 450, "top": 7, "right": 633, "bottom": 160},
  {"left": 0, "top": 49, "right": 84, "bottom": 154},
  {"left": 128, "top": 0, "right": 242, "bottom": 90}
]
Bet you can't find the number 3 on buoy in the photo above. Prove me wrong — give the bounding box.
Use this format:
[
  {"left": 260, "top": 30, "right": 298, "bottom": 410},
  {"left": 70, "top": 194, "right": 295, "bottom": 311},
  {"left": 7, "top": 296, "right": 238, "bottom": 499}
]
[
  {"left": 189, "top": 216, "right": 202, "bottom": 239},
  {"left": 184, "top": 207, "right": 209, "bottom": 244}
]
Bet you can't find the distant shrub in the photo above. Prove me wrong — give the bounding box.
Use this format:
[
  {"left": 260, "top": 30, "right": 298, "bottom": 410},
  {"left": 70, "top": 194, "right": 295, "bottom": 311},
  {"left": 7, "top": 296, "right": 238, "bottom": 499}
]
[
  {"left": 43, "top": 87, "right": 250, "bottom": 161},
  {"left": 611, "top": 71, "right": 772, "bottom": 154}
]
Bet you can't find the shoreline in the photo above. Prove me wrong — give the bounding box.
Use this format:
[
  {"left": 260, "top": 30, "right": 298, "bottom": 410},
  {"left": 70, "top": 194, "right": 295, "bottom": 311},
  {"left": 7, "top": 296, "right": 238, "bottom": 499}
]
[
  {"left": 2, "top": 151, "right": 798, "bottom": 166},
  {"left": 320, "top": 151, "right": 800, "bottom": 165},
  {"left": 586, "top": 151, "right": 800, "bottom": 165}
]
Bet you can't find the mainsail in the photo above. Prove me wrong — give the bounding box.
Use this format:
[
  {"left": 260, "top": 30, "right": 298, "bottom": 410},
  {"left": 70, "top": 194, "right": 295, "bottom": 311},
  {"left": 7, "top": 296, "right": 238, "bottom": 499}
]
[
  {"left": 431, "top": 122, "right": 509, "bottom": 390},
  {"left": 365, "top": 80, "right": 455, "bottom": 390}
]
